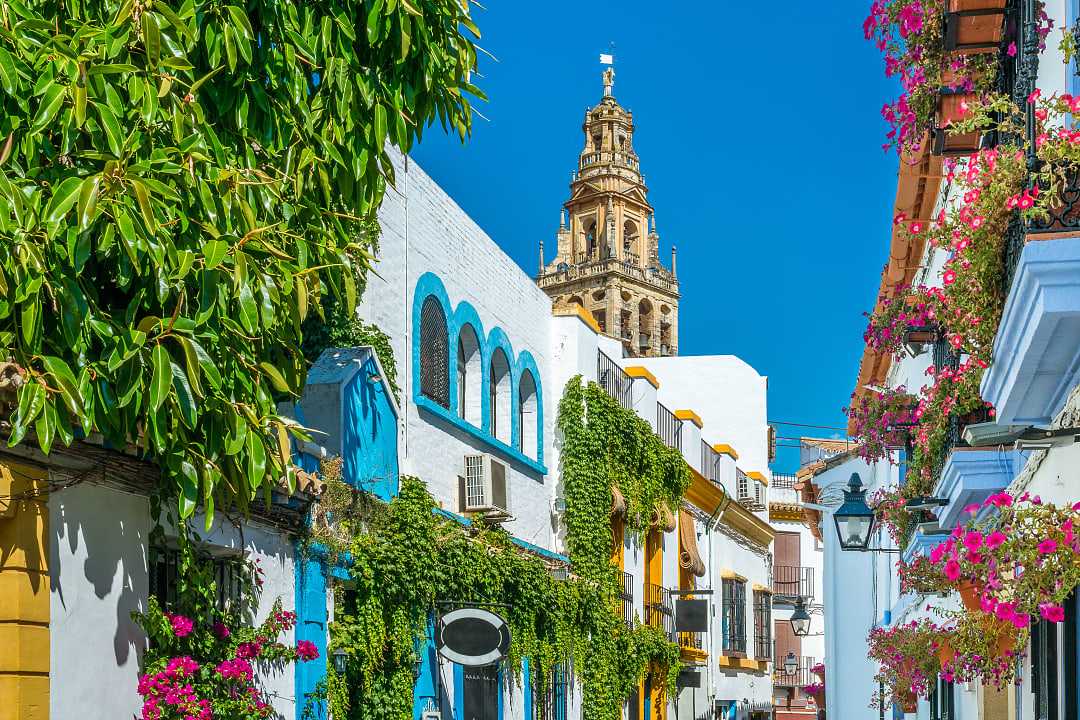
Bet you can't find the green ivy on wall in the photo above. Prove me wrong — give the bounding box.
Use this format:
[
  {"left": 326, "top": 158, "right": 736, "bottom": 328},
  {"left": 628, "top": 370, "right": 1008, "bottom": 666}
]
[{"left": 556, "top": 375, "right": 689, "bottom": 718}]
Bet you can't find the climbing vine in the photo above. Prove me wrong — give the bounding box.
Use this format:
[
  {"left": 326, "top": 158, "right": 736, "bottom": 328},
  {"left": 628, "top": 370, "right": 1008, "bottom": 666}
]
[
  {"left": 323, "top": 475, "right": 591, "bottom": 720},
  {"left": 556, "top": 376, "right": 689, "bottom": 719}
]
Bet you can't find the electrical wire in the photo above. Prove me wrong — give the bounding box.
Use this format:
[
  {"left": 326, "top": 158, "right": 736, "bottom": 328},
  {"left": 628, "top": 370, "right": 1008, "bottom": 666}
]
[{"left": 768, "top": 419, "right": 849, "bottom": 431}]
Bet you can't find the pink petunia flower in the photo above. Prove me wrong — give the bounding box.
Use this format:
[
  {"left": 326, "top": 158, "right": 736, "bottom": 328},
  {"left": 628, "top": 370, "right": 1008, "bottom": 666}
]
[{"left": 1038, "top": 538, "right": 1058, "bottom": 554}]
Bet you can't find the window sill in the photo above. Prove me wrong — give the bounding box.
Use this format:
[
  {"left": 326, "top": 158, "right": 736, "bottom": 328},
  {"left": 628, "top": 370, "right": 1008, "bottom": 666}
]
[{"left": 416, "top": 394, "right": 547, "bottom": 475}]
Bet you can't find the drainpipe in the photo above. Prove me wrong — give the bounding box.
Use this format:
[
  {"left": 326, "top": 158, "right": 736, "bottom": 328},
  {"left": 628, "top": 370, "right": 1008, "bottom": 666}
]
[{"left": 704, "top": 463, "right": 733, "bottom": 712}]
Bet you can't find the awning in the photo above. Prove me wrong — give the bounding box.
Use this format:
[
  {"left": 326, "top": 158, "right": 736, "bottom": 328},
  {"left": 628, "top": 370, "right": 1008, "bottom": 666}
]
[
  {"left": 652, "top": 500, "right": 677, "bottom": 532},
  {"left": 679, "top": 509, "right": 706, "bottom": 577}
]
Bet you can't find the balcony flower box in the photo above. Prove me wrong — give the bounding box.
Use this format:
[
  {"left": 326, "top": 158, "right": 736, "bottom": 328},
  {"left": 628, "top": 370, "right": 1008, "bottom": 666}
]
[
  {"left": 933, "top": 88, "right": 980, "bottom": 156},
  {"left": 898, "top": 689, "right": 918, "bottom": 714},
  {"left": 944, "top": 0, "right": 1007, "bottom": 54}
]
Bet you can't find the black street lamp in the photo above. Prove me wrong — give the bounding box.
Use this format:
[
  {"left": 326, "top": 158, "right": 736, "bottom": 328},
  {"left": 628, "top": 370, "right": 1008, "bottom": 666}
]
[
  {"left": 833, "top": 473, "right": 876, "bottom": 551},
  {"left": 783, "top": 651, "right": 798, "bottom": 676},
  {"left": 790, "top": 598, "right": 811, "bottom": 637},
  {"left": 331, "top": 646, "right": 347, "bottom": 675}
]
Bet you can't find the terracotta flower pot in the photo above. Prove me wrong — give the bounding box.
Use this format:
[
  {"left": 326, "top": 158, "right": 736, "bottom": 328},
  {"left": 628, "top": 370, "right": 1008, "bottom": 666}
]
[
  {"left": 957, "top": 580, "right": 982, "bottom": 612},
  {"left": 810, "top": 689, "right": 826, "bottom": 708},
  {"left": 813, "top": 666, "right": 826, "bottom": 681},
  {"left": 992, "top": 622, "right": 1016, "bottom": 657},
  {"left": 934, "top": 91, "right": 980, "bottom": 156},
  {"left": 937, "top": 637, "right": 956, "bottom": 667},
  {"left": 898, "top": 688, "right": 918, "bottom": 714},
  {"left": 946, "top": 0, "right": 1007, "bottom": 55}
]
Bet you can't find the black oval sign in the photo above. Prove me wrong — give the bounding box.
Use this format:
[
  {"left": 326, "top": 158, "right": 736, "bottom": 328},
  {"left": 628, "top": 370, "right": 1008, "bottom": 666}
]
[{"left": 437, "top": 608, "right": 511, "bottom": 666}]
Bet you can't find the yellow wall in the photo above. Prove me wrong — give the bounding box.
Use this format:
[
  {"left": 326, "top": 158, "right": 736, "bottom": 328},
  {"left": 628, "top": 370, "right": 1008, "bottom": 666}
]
[{"left": 0, "top": 459, "right": 49, "bottom": 720}]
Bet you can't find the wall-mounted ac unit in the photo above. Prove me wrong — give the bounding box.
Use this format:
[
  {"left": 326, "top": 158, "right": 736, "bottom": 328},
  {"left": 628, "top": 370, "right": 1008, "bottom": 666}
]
[
  {"left": 754, "top": 480, "right": 766, "bottom": 507},
  {"left": 459, "top": 453, "right": 509, "bottom": 515},
  {"left": 736, "top": 470, "right": 752, "bottom": 504}
]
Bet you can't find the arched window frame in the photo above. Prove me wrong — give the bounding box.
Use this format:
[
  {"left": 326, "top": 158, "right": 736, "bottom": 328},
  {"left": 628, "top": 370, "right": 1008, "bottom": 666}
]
[
  {"left": 418, "top": 295, "right": 449, "bottom": 409},
  {"left": 517, "top": 369, "right": 538, "bottom": 460}
]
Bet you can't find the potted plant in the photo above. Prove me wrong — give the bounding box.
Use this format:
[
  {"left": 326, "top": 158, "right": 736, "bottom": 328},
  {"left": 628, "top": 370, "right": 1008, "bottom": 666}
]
[
  {"left": 844, "top": 386, "right": 918, "bottom": 464},
  {"left": 811, "top": 662, "right": 826, "bottom": 681},
  {"left": 942, "top": 608, "right": 1022, "bottom": 688},
  {"left": 898, "top": 554, "right": 952, "bottom": 595},
  {"left": 803, "top": 681, "right": 825, "bottom": 708},
  {"left": 867, "top": 619, "right": 944, "bottom": 710},
  {"left": 944, "top": 0, "right": 1007, "bottom": 55}
]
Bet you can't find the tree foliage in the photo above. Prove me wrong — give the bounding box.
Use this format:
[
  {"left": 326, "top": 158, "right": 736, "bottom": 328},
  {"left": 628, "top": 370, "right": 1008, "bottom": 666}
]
[{"left": 0, "top": 0, "right": 482, "bottom": 517}]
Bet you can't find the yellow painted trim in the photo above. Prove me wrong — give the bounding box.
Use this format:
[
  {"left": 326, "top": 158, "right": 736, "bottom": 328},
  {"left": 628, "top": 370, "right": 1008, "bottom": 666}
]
[
  {"left": 746, "top": 470, "right": 768, "bottom": 486},
  {"left": 624, "top": 366, "right": 660, "bottom": 388},
  {"left": 680, "top": 646, "right": 709, "bottom": 664},
  {"left": 683, "top": 465, "right": 774, "bottom": 547},
  {"left": 553, "top": 305, "right": 601, "bottom": 334},
  {"left": 722, "top": 498, "right": 776, "bottom": 547},
  {"left": 719, "top": 568, "right": 747, "bottom": 581},
  {"left": 0, "top": 458, "right": 49, "bottom": 720},
  {"left": 752, "top": 583, "right": 772, "bottom": 593},
  {"left": 712, "top": 443, "right": 738, "bottom": 460},
  {"left": 685, "top": 467, "right": 725, "bottom": 515},
  {"left": 674, "top": 409, "right": 703, "bottom": 428},
  {"left": 716, "top": 656, "right": 768, "bottom": 673},
  {"left": 769, "top": 504, "right": 804, "bottom": 522}
]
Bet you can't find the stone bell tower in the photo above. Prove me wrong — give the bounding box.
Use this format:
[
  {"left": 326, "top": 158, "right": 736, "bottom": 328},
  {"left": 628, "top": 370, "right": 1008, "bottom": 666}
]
[{"left": 536, "top": 67, "right": 679, "bottom": 357}]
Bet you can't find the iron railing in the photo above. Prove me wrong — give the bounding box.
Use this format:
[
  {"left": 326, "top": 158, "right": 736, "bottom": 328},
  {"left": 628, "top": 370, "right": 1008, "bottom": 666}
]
[
  {"left": 700, "top": 440, "right": 720, "bottom": 483},
  {"left": 678, "top": 630, "right": 704, "bottom": 654},
  {"left": 773, "top": 656, "right": 817, "bottom": 689},
  {"left": 772, "top": 566, "right": 815, "bottom": 600},
  {"left": 656, "top": 403, "right": 682, "bottom": 451},
  {"left": 721, "top": 579, "right": 747, "bottom": 654},
  {"left": 772, "top": 473, "right": 797, "bottom": 489},
  {"left": 753, "top": 590, "right": 772, "bottom": 660},
  {"left": 597, "top": 351, "right": 632, "bottom": 409},
  {"left": 537, "top": 256, "right": 678, "bottom": 292},
  {"left": 644, "top": 583, "right": 675, "bottom": 637},
  {"left": 619, "top": 571, "right": 635, "bottom": 629}
]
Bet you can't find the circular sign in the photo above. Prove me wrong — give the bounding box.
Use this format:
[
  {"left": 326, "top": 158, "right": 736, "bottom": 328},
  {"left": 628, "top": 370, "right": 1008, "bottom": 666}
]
[{"left": 437, "top": 608, "right": 511, "bottom": 666}]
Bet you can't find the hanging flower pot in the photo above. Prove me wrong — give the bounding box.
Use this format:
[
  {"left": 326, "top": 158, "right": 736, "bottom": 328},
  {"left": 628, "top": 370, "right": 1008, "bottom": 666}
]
[
  {"left": 945, "top": 0, "right": 1008, "bottom": 54},
  {"left": 898, "top": 688, "right": 918, "bottom": 714},
  {"left": 933, "top": 89, "right": 980, "bottom": 156},
  {"left": 936, "top": 636, "right": 956, "bottom": 667},
  {"left": 957, "top": 579, "right": 981, "bottom": 612},
  {"left": 811, "top": 662, "right": 826, "bottom": 681}
]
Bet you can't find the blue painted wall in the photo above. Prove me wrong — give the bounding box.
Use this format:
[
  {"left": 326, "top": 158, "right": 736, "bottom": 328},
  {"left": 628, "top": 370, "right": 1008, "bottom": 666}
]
[
  {"left": 342, "top": 353, "right": 400, "bottom": 500},
  {"left": 295, "top": 554, "right": 329, "bottom": 719},
  {"left": 411, "top": 271, "right": 546, "bottom": 474}
]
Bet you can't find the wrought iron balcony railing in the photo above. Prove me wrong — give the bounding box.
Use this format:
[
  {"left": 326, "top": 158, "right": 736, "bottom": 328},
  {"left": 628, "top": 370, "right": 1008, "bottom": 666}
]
[
  {"left": 644, "top": 583, "right": 675, "bottom": 637},
  {"left": 773, "top": 656, "right": 817, "bottom": 689},
  {"left": 772, "top": 565, "right": 814, "bottom": 601},
  {"left": 700, "top": 440, "right": 720, "bottom": 483},
  {"left": 597, "top": 351, "right": 632, "bottom": 410},
  {"left": 619, "top": 571, "right": 635, "bottom": 629},
  {"left": 656, "top": 403, "right": 682, "bottom": 452},
  {"left": 678, "top": 630, "right": 704, "bottom": 654}
]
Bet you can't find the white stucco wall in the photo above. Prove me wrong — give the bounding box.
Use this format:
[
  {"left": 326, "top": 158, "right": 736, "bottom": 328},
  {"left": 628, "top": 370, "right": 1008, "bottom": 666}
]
[
  {"left": 49, "top": 482, "right": 150, "bottom": 720},
  {"left": 362, "top": 149, "right": 557, "bottom": 551},
  {"left": 49, "top": 481, "right": 299, "bottom": 720}
]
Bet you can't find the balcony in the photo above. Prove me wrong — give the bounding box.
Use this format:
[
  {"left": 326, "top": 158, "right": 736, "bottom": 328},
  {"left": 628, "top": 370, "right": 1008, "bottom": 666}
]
[
  {"left": 980, "top": 205, "right": 1080, "bottom": 427},
  {"left": 656, "top": 403, "right": 683, "bottom": 452},
  {"left": 678, "top": 629, "right": 708, "bottom": 665},
  {"left": 700, "top": 440, "right": 721, "bottom": 482},
  {"left": 536, "top": 255, "right": 678, "bottom": 294},
  {"left": 619, "top": 571, "right": 635, "bottom": 629},
  {"left": 597, "top": 351, "right": 632, "bottom": 409},
  {"left": 773, "top": 656, "right": 816, "bottom": 689},
  {"left": 771, "top": 566, "right": 814, "bottom": 602},
  {"left": 644, "top": 582, "right": 674, "bottom": 637},
  {"left": 933, "top": 447, "right": 1026, "bottom": 529}
]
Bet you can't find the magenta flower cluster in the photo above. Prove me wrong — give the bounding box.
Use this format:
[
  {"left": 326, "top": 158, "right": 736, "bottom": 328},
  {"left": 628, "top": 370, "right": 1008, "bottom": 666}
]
[{"left": 137, "top": 656, "right": 213, "bottom": 720}]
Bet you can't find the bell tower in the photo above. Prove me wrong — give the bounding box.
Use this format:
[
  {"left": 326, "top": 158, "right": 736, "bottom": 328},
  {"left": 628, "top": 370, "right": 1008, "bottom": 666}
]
[{"left": 537, "top": 67, "right": 679, "bottom": 357}]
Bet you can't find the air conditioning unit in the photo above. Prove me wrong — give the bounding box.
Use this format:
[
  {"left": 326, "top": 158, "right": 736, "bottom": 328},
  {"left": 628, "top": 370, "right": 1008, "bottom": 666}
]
[
  {"left": 459, "top": 453, "right": 509, "bottom": 515},
  {"left": 754, "top": 480, "right": 765, "bottom": 507}
]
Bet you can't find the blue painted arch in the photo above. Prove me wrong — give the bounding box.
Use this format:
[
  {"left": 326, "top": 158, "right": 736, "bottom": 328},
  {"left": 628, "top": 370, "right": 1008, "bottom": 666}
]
[{"left": 411, "top": 272, "right": 546, "bottom": 473}]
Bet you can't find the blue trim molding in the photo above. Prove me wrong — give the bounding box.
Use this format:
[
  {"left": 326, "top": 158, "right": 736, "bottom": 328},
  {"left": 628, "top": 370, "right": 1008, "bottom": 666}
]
[
  {"left": 933, "top": 448, "right": 1024, "bottom": 529},
  {"left": 981, "top": 235, "right": 1080, "bottom": 426},
  {"left": 412, "top": 272, "right": 546, "bottom": 474}
]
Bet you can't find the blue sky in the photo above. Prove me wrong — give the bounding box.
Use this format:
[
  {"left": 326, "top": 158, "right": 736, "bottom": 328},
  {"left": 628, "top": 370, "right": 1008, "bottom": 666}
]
[{"left": 410, "top": 1, "right": 898, "bottom": 472}]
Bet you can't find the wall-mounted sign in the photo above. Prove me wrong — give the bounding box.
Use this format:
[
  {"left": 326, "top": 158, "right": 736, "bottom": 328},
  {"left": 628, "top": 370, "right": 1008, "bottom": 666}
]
[
  {"left": 437, "top": 608, "right": 512, "bottom": 666},
  {"left": 675, "top": 599, "right": 708, "bottom": 632},
  {"left": 676, "top": 669, "right": 702, "bottom": 688}
]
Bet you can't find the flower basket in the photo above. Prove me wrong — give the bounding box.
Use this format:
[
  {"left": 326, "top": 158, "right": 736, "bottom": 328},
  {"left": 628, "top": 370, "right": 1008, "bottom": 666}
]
[
  {"left": 812, "top": 662, "right": 826, "bottom": 680},
  {"left": 934, "top": 89, "right": 980, "bottom": 156},
  {"left": 945, "top": 0, "right": 1007, "bottom": 55}
]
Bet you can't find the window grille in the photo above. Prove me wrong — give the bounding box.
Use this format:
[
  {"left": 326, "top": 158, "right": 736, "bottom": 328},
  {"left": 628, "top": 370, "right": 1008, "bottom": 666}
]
[
  {"left": 753, "top": 590, "right": 772, "bottom": 660},
  {"left": 722, "top": 578, "right": 747, "bottom": 654},
  {"left": 419, "top": 296, "right": 449, "bottom": 408},
  {"left": 150, "top": 546, "right": 245, "bottom": 613},
  {"left": 736, "top": 470, "right": 751, "bottom": 503}
]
